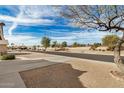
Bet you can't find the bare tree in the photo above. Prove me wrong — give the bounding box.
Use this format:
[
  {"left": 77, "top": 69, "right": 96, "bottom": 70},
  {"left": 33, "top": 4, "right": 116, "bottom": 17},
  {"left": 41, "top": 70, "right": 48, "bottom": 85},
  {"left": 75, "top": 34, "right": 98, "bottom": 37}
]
[{"left": 60, "top": 5, "right": 124, "bottom": 77}]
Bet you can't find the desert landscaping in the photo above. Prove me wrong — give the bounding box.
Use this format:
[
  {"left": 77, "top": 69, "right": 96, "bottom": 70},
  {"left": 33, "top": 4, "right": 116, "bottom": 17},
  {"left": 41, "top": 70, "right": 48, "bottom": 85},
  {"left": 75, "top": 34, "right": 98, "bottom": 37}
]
[
  {"left": 1, "top": 5, "right": 124, "bottom": 88},
  {"left": 0, "top": 49, "right": 122, "bottom": 88}
]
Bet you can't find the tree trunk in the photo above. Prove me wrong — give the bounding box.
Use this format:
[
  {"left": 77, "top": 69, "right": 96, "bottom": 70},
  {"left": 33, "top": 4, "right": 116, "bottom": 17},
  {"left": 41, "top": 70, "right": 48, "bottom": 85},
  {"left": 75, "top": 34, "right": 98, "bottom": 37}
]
[{"left": 114, "top": 32, "right": 124, "bottom": 72}]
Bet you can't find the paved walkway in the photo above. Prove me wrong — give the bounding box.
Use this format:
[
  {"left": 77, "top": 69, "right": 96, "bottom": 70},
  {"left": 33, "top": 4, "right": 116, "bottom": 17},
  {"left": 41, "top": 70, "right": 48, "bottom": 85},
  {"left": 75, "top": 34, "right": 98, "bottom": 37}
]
[{"left": 0, "top": 59, "right": 57, "bottom": 88}]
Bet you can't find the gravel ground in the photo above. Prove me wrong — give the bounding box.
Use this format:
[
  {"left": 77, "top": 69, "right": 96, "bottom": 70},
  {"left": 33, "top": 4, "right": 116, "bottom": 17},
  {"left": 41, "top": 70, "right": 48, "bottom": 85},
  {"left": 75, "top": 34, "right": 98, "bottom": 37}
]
[
  {"left": 66, "top": 59, "right": 124, "bottom": 88},
  {"left": 12, "top": 51, "right": 124, "bottom": 87},
  {"left": 20, "top": 63, "right": 86, "bottom": 88}
]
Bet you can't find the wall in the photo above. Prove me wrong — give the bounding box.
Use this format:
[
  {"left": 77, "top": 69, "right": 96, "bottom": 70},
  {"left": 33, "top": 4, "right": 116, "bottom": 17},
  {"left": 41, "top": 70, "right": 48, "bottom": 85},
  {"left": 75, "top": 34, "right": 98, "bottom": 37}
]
[{"left": 0, "top": 44, "right": 7, "bottom": 55}]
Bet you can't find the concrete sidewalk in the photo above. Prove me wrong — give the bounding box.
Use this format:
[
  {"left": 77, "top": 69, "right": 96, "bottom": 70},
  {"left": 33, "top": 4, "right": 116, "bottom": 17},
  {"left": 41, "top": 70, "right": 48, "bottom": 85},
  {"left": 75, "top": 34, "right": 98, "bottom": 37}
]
[{"left": 0, "top": 59, "right": 57, "bottom": 88}]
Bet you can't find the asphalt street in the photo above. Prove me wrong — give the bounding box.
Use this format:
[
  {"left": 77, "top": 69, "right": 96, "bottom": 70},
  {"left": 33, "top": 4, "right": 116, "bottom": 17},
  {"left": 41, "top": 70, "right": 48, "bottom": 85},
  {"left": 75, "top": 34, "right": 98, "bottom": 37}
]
[{"left": 32, "top": 51, "right": 124, "bottom": 63}]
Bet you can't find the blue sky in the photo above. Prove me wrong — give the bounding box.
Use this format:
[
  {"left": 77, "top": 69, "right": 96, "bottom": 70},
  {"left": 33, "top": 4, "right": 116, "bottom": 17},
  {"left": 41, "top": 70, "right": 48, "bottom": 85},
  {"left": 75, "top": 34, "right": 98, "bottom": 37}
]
[{"left": 0, "top": 5, "right": 121, "bottom": 46}]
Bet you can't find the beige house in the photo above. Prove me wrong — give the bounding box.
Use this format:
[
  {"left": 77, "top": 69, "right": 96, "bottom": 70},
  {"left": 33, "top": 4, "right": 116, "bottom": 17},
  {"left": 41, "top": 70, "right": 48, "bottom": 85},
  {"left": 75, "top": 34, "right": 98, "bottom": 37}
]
[{"left": 0, "top": 22, "right": 8, "bottom": 55}]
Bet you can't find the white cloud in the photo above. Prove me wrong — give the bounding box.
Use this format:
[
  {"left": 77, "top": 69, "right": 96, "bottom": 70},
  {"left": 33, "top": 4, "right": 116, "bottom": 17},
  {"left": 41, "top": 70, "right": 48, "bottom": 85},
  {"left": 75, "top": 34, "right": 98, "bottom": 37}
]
[
  {"left": 8, "top": 22, "right": 17, "bottom": 35},
  {"left": 7, "top": 10, "right": 23, "bottom": 35},
  {"left": 4, "top": 29, "right": 123, "bottom": 46},
  {"left": 0, "top": 14, "right": 54, "bottom": 25},
  {"left": 5, "top": 35, "right": 40, "bottom": 45},
  {"left": 50, "top": 36, "right": 75, "bottom": 40},
  {"left": 49, "top": 31, "right": 122, "bottom": 45},
  {"left": 0, "top": 6, "right": 56, "bottom": 35},
  {"left": 50, "top": 31, "right": 105, "bottom": 40},
  {"left": 20, "top": 6, "right": 58, "bottom": 18}
]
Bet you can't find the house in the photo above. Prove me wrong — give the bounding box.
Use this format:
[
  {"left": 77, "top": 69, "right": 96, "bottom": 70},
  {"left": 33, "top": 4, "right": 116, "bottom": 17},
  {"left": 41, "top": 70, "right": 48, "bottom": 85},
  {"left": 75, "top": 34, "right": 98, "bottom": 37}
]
[{"left": 0, "top": 22, "right": 8, "bottom": 55}]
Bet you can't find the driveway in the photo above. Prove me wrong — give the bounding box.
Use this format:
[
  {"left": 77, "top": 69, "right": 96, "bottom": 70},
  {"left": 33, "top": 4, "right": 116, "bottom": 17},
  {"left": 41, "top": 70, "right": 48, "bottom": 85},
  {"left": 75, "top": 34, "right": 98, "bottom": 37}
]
[{"left": 0, "top": 59, "right": 57, "bottom": 88}]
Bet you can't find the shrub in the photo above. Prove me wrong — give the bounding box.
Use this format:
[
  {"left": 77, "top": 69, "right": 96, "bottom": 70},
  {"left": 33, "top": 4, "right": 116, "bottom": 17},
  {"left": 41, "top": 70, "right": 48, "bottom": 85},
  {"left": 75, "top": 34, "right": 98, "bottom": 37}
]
[
  {"left": 61, "top": 41, "right": 67, "bottom": 47},
  {"left": 89, "top": 43, "right": 101, "bottom": 50},
  {"left": 72, "top": 42, "right": 79, "bottom": 47},
  {"left": 102, "top": 50, "right": 105, "bottom": 52},
  {"left": 0, "top": 54, "right": 15, "bottom": 60},
  {"left": 102, "top": 35, "right": 119, "bottom": 46},
  {"left": 90, "top": 45, "right": 96, "bottom": 50},
  {"left": 107, "top": 45, "right": 115, "bottom": 51}
]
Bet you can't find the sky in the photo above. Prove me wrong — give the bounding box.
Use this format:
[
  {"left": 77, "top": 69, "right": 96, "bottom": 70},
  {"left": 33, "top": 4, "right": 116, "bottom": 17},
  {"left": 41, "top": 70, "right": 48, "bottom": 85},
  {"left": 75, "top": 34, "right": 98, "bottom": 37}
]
[{"left": 0, "top": 5, "right": 122, "bottom": 46}]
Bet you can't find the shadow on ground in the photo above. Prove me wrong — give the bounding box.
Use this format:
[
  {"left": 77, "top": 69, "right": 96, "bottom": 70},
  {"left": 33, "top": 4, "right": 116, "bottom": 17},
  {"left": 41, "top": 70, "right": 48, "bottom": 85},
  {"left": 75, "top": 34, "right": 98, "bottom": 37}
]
[{"left": 20, "top": 63, "right": 87, "bottom": 88}]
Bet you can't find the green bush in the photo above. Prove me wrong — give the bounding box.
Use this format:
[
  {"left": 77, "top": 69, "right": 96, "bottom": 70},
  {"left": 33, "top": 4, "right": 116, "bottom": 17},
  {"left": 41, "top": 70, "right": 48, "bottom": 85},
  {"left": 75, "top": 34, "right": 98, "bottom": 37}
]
[
  {"left": 102, "top": 35, "right": 119, "bottom": 46},
  {"left": 0, "top": 54, "right": 15, "bottom": 60}
]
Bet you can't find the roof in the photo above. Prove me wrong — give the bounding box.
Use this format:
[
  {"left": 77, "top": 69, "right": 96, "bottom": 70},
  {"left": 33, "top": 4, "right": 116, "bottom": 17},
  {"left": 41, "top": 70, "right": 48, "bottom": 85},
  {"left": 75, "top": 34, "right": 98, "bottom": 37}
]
[{"left": 0, "top": 22, "right": 5, "bottom": 26}]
